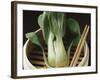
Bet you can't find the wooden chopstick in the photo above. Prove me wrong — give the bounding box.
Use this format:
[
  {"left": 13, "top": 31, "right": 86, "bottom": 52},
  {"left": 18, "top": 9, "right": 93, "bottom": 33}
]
[{"left": 70, "top": 25, "right": 89, "bottom": 67}]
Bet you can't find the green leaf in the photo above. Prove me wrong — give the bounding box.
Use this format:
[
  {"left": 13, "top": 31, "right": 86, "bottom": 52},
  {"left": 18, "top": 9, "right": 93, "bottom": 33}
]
[
  {"left": 66, "top": 18, "right": 80, "bottom": 35},
  {"left": 65, "top": 18, "right": 81, "bottom": 46},
  {"left": 25, "top": 32, "right": 42, "bottom": 47},
  {"left": 48, "top": 12, "right": 65, "bottom": 37},
  {"left": 72, "top": 36, "right": 80, "bottom": 46},
  {"left": 38, "top": 12, "right": 50, "bottom": 43}
]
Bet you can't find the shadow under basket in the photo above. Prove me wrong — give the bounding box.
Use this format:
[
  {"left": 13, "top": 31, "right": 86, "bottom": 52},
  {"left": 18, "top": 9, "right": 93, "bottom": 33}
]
[{"left": 23, "top": 39, "right": 89, "bottom": 69}]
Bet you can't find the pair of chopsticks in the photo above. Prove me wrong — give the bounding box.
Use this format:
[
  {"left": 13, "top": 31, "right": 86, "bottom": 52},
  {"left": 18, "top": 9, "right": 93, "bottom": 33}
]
[{"left": 70, "top": 25, "right": 89, "bottom": 67}]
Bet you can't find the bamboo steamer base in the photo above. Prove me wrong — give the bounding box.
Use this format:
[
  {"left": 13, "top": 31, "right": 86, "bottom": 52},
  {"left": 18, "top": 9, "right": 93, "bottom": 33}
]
[
  {"left": 28, "top": 50, "right": 84, "bottom": 69},
  {"left": 23, "top": 40, "right": 89, "bottom": 69}
]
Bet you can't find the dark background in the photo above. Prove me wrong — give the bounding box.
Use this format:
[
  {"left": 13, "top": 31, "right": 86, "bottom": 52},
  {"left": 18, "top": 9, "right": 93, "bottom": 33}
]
[{"left": 23, "top": 10, "right": 91, "bottom": 65}]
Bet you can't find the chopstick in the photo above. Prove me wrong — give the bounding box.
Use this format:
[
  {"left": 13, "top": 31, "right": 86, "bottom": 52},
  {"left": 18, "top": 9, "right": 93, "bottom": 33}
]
[{"left": 70, "top": 25, "right": 89, "bottom": 67}]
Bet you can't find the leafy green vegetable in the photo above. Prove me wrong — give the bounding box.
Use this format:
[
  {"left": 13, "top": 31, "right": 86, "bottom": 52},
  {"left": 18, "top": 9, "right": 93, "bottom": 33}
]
[{"left": 26, "top": 11, "right": 81, "bottom": 68}]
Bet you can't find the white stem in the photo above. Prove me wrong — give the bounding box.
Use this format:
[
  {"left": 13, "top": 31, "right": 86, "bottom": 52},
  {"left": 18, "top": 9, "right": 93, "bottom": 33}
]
[
  {"left": 48, "top": 31, "right": 56, "bottom": 67},
  {"left": 54, "top": 36, "right": 69, "bottom": 67}
]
